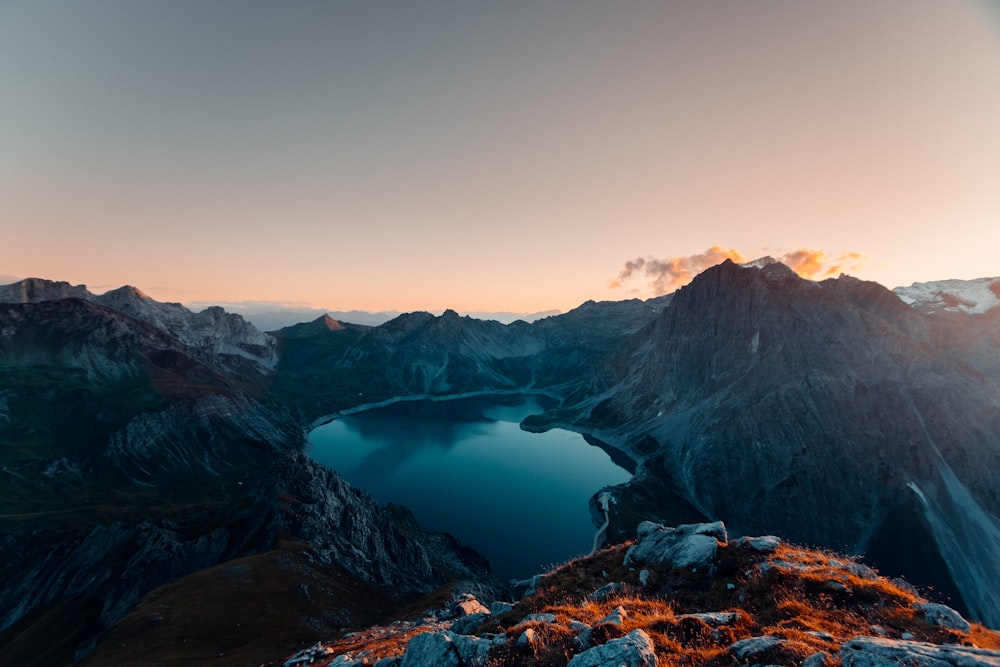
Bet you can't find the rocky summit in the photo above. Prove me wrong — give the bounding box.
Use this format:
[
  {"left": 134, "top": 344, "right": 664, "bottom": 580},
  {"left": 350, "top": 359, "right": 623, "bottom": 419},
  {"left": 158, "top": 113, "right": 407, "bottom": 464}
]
[{"left": 266, "top": 521, "right": 1000, "bottom": 667}]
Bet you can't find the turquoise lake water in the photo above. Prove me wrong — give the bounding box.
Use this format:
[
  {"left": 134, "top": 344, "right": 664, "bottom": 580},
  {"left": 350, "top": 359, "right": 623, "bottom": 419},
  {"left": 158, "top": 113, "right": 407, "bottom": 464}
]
[{"left": 307, "top": 394, "right": 632, "bottom": 580}]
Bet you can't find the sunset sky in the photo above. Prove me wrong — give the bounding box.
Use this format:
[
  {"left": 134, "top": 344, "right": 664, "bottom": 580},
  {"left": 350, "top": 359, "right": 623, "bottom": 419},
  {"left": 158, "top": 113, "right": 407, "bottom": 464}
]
[{"left": 3, "top": 1, "right": 1000, "bottom": 313}]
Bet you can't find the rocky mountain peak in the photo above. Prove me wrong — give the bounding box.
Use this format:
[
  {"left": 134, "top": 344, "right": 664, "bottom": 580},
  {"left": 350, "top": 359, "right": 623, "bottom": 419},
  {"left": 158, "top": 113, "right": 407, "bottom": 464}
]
[
  {"left": 894, "top": 276, "right": 1000, "bottom": 315},
  {"left": 0, "top": 277, "right": 91, "bottom": 303},
  {"left": 320, "top": 314, "right": 344, "bottom": 331}
]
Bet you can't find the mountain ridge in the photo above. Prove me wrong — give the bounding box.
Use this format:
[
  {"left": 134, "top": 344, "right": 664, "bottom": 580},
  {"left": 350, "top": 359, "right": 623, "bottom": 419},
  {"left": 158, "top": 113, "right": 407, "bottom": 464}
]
[{"left": 3, "top": 265, "right": 1000, "bottom": 664}]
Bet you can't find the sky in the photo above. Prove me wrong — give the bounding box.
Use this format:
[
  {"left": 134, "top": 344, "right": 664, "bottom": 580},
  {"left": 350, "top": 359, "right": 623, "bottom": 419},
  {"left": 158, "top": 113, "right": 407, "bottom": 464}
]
[{"left": 3, "top": 1, "right": 1000, "bottom": 313}]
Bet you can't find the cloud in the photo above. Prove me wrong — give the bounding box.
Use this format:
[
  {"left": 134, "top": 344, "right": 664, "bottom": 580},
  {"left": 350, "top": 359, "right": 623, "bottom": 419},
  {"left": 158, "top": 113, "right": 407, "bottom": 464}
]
[
  {"left": 779, "top": 249, "right": 869, "bottom": 280},
  {"left": 610, "top": 247, "right": 869, "bottom": 296},
  {"left": 609, "top": 246, "right": 746, "bottom": 295}
]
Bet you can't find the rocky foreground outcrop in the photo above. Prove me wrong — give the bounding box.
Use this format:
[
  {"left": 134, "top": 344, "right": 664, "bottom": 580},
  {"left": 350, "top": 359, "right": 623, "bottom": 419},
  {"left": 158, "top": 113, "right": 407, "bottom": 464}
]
[{"left": 269, "top": 521, "right": 1000, "bottom": 667}]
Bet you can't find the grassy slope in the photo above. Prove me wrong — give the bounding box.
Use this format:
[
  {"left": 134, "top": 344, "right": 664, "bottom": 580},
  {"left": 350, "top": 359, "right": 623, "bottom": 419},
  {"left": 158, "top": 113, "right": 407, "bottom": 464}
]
[{"left": 270, "top": 539, "right": 1000, "bottom": 667}]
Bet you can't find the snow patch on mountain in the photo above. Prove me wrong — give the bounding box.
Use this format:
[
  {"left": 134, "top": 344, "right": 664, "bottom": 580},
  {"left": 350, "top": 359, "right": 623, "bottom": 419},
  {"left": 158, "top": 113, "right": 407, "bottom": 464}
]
[
  {"left": 894, "top": 277, "right": 1000, "bottom": 315},
  {"left": 739, "top": 256, "right": 782, "bottom": 270}
]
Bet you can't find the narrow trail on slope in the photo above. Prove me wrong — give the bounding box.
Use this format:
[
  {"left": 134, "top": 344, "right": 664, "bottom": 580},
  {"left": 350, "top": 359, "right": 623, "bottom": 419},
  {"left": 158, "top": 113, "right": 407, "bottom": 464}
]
[{"left": 590, "top": 492, "right": 613, "bottom": 556}]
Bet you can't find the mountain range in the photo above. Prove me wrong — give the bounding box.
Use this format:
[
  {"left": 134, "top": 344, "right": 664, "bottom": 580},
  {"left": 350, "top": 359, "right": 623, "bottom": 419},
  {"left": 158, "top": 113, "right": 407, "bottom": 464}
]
[{"left": 1, "top": 262, "right": 999, "bottom": 665}]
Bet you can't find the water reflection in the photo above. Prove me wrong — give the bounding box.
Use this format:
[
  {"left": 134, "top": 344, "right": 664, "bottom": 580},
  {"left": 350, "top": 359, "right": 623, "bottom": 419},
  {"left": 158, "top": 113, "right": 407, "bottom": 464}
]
[{"left": 308, "top": 394, "right": 631, "bottom": 579}]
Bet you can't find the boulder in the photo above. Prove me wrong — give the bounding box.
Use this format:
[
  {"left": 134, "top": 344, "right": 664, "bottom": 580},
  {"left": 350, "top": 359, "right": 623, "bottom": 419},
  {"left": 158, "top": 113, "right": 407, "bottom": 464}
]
[
  {"left": 450, "top": 594, "right": 490, "bottom": 619},
  {"left": 400, "top": 631, "right": 500, "bottom": 667},
  {"left": 677, "top": 611, "right": 743, "bottom": 627},
  {"left": 732, "top": 535, "right": 781, "bottom": 553},
  {"left": 729, "top": 635, "right": 786, "bottom": 662},
  {"left": 600, "top": 606, "right": 628, "bottom": 626},
  {"left": 624, "top": 522, "right": 727, "bottom": 569},
  {"left": 567, "top": 629, "right": 658, "bottom": 667},
  {"left": 841, "top": 637, "right": 1000, "bottom": 666},
  {"left": 588, "top": 582, "right": 627, "bottom": 601},
  {"left": 449, "top": 612, "right": 488, "bottom": 635},
  {"left": 400, "top": 632, "right": 461, "bottom": 667},
  {"left": 801, "top": 652, "right": 828, "bottom": 667},
  {"left": 517, "top": 628, "right": 539, "bottom": 649},
  {"left": 916, "top": 603, "right": 972, "bottom": 632}
]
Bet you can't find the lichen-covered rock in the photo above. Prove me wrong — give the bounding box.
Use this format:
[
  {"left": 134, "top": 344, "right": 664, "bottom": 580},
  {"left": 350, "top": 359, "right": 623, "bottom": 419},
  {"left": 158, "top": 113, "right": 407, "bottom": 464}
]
[
  {"left": 567, "top": 629, "right": 658, "bottom": 667},
  {"left": 841, "top": 637, "right": 1000, "bottom": 666}
]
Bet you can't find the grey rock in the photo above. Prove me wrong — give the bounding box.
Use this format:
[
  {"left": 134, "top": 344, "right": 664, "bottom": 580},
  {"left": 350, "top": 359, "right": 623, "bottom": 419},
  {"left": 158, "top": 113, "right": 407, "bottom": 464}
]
[
  {"left": 844, "top": 562, "right": 879, "bottom": 580},
  {"left": 489, "top": 602, "right": 513, "bottom": 616},
  {"left": 677, "top": 611, "right": 743, "bottom": 627},
  {"left": 400, "top": 632, "right": 462, "bottom": 667},
  {"left": 452, "top": 633, "right": 505, "bottom": 666},
  {"left": 729, "top": 635, "right": 786, "bottom": 661},
  {"left": 801, "top": 652, "right": 828, "bottom": 667},
  {"left": 450, "top": 612, "right": 488, "bottom": 635},
  {"left": 518, "top": 627, "right": 539, "bottom": 648},
  {"left": 841, "top": 637, "right": 1000, "bottom": 666},
  {"left": 588, "top": 582, "right": 626, "bottom": 601},
  {"left": 733, "top": 535, "right": 781, "bottom": 552},
  {"left": 453, "top": 595, "right": 490, "bottom": 618},
  {"left": 600, "top": 606, "right": 628, "bottom": 626},
  {"left": 567, "top": 628, "right": 658, "bottom": 667},
  {"left": 917, "top": 603, "right": 972, "bottom": 632},
  {"left": 283, "top": 642, "right": 337, "bottom": 666},
  {"left": 625, "top": 522, "right": 726, "bottom": 569}
]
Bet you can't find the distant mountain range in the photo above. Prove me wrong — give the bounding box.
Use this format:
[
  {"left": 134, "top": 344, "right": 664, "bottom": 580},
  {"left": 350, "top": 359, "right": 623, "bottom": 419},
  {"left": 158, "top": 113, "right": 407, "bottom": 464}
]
[
  {"left": 187, "top": 302, "right": 563, "bottom": 331},
  {"left": 1, "top": 264, "right": 999, "bottom": 664}
]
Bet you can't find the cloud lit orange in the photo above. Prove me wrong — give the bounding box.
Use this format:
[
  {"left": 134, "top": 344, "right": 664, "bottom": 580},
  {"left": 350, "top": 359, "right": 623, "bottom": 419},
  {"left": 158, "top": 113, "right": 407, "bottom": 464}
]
[{"left": 611, "top": 247, "right": 871, "bottom": 296}]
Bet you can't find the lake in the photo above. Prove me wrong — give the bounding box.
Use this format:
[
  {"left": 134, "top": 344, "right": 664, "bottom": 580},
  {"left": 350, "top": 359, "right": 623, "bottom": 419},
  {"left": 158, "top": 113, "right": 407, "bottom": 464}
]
[{"left": 307, "top": 394, "right": 633, "bottom": 580}]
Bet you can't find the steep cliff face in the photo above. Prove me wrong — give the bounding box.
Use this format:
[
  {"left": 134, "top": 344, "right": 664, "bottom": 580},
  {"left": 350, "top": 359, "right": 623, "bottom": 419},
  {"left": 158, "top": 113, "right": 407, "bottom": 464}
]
[
  {"left": 259, "top": 453, "right": 489, "bottom": 591},
  {"left": 569, "top": 260, "right": 1000, "bottom": 626},
  {"left": 0, "top": 278, "right": 90, "bottom": 303}
]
